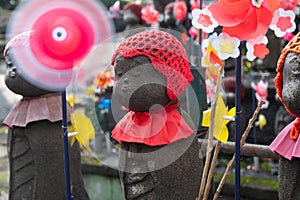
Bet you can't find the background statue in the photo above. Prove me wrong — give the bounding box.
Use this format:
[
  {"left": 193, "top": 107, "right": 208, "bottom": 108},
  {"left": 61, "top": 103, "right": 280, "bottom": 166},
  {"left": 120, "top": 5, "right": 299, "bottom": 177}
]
[
  {"left": 2, "top": 34, "right": 89, "bottom": 200},
  {"left": 122, "top": 3, "right": 145, "bottom": 38},
  {"left": 163, "top": 1, "right": 187, "bottom": 34}
]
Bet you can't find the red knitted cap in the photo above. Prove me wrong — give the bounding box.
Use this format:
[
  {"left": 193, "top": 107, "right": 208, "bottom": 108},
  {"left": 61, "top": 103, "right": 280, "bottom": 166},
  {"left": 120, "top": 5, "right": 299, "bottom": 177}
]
[
  {"left": 274, "top": 32, "right": 300, "bottom": 117},
  {"left": 123, "top": 3, "right": 143, "bottom": 24},
  {"left": 164, "top": 1, "right": 187, "bottom": 21},
  {"left": 3, "top": 31, "right": 34, "bottom": 57},
  {"left": 111, "top": 30, "right": 193, "bottom": 100}
]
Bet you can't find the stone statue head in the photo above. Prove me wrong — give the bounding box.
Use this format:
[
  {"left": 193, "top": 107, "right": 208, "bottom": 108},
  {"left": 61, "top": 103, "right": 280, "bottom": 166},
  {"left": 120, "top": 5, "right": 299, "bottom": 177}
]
[
  {"left": 4, "top": 49, "right": 54, "bottom": 97},
  {"left": 111, "top": 30, "right": 193, "bottom": 112},
  {"left": 123, "top": 3, "right": 143, "bottom": 25},
  {"left": 275, "top": 32, "right": 300, "bottom": 117}
]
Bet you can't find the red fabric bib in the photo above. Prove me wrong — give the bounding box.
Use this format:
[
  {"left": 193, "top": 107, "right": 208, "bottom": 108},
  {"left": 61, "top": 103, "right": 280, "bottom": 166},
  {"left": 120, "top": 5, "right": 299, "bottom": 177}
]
[
  {"left": 3, "top": 92, "right": 71, "bottom": 128},
  {"left": 112, "top": 103, "right": 194, "bottom": 146}
]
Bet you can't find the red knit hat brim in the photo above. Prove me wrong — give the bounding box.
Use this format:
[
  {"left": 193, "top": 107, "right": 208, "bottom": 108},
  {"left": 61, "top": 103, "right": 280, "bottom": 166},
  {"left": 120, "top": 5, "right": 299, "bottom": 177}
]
[
  {"left": 275, "top": 32, "right": 300, "bottom": 117},
  {"left": 123, "top": 3, "right": 143, "bottom": 24},
  {"left": 111, "top": 30, "right": 193, "bottom": 100}
]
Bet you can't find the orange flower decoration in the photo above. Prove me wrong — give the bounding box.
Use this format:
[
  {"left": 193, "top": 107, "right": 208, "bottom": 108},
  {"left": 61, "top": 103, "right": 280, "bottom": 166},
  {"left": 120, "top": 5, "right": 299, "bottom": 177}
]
[
  {"left": 95, "top": 70, "right": 114, "bottom": 89},
  {"left": 174, "top": 1, "right": 187, "bottom": 21},
  {"left": 141, "top": 4, "right": 160, "bottom": 25}
]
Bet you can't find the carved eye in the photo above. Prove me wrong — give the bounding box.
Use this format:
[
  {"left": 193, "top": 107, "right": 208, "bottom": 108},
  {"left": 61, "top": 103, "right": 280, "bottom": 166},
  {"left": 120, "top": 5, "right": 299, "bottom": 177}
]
[
  {"left": 290, "top": 56, "right": 300, "bottom": 75},
  {"left": 8, "top": 66, "right": 16, "bottom": 78},
  {"left": 52, "top": 27, "right": 67, "bottom": 41},
  {"left": 115, "top": 71, "right": 124, "bottom": 79}
]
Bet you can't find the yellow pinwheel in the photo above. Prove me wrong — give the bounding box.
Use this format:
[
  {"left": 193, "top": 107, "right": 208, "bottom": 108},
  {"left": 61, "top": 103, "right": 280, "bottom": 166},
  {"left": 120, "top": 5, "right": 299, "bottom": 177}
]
[
  {"left": 67, "top": 93, "right": 80, "bottom": 107},
  {"left": 85, "top": 86, "right": 95, "bottom": 98},
  {"left": 203, "top": 40, "right": 222, "bottom": 81},
  {"left": 202, "top": 95, "right": 236, "bottom": 143},
  {"left": 68, "top": 112, "right": 95, "bottom": 152},
  {"left": 255, "top": 114, "right": 267, "bottom": 130}
]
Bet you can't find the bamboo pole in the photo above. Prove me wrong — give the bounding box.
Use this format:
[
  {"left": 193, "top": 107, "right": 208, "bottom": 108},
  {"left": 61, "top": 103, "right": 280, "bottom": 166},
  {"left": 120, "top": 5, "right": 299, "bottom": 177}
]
[
  {"left": 197, "top": 93, "right": 216, "bottom": 200},
  {"left": 197, "top": 64, "right": 224, "bottom": 200},
  {"left": 197, "top": 140, "right": 278, "bottom": 159},
  {"left": 213, "top": 101, "right": 265, "bottom": 200},
  {"left": 203, "top": 140, "right": 221, "bottom": 200}
]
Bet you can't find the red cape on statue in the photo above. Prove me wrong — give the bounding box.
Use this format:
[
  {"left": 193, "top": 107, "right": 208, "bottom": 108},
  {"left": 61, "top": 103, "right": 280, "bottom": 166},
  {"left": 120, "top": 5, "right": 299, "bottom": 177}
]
[{"left": 112, "top": 103, "right": 194, "bottom": 146}]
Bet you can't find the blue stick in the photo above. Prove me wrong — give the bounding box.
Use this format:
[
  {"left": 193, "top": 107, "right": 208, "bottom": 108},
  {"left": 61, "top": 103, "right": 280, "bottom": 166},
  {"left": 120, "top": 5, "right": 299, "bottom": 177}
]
[
  {"left": 235, "top": 45, "right": 242, "bottom": 200},
  {"left": 199, "top": 0, "right": 203, "bottom": 61},
  {"left": 61, "top": 90, "right": 74, "bottom": 200}
]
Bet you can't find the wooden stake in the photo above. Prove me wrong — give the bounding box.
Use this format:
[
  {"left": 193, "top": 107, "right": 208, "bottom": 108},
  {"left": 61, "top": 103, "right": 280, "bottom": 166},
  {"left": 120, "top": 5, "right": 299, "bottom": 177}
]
[
  {"left": 197, "top": 64, "right": 224, "bottom": 200},
  {"left": 203, "top": 140, "right": 221, "bottom": 200},
  {"left": 213, "top": 101, "right": 265, "bottom": 200}
]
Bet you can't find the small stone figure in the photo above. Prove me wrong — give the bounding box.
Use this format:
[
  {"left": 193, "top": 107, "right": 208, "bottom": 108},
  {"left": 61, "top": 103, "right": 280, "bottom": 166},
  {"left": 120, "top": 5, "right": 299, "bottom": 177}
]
[
  {"left": 269, "top": 32, "right": 300, "bottom": 200},
  {"left": 122, "top": 3, "right": 145, "bottom": 38},
  {"left": 3, "top": 34, "right": 89, "bottom": 199},
  {"left": 162, "top": 1, "right": 188, "bottom": 43},
  {"left": 110, "top": 30, "right": 203, "bottom": 199}
]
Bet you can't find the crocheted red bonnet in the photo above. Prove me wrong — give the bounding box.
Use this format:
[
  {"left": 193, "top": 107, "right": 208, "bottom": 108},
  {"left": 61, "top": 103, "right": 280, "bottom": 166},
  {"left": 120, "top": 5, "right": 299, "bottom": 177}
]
[
  {"left": 274, "top": 32, "right": 300, "bottom": 117},
  {"left": 123, "top": 3, "right": 143, "bottom": 24},
  {"left": 111, "top": 30, "right": 193, "bottom": 101}
]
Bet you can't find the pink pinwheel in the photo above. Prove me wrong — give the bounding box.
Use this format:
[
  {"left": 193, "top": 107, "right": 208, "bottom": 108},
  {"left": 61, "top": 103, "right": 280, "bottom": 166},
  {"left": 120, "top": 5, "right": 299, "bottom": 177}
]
[
  {"left": 212, "top": 33, "right": 240, "bottom": 60},
  {"left": 192, "top": 8, "right": 218, "bottom": 33},
  {"left": 174, "top": 1, "right": 187, "bottom": 21},
  {"left": 96, "top": 70, "right": 114, "bottom": 90},
  {"left": 109, "top": 1, "right": 120, "bottom": 18},
  {"left": 251, "top": 80, "right": 269, "bottom": 108},
  {"left": 190, "top": 0, "right": 201, "bottom": 11},
  {"left": 246, "top": 36, "right": 269, "bottom": 61},
  {"left": 141, "top": 4, "right": 160, "bottom": 25},
  {"left": 208, "top": 0, "right": 278, "bottom": 41},
  {"left": 279, "top": 0, "right": 298, "bottom": 10},
  {"left": 283, "top": 32, "right": 295, "bottom": 41},
  {"left": 269, "top": 8, "right": 296, "bottom": 38}
]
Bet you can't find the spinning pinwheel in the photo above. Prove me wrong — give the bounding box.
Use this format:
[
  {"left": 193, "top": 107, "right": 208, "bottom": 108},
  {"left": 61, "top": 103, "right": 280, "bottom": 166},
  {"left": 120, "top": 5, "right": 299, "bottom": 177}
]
[{"left": 6, "top": 0, "right": 113, "bottom": 199}]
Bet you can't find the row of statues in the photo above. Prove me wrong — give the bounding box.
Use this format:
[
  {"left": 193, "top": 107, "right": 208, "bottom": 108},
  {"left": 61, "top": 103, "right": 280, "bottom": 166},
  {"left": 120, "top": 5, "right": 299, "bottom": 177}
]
[{"left": 2, "top": 1, "right": 300, "bottom": 200}]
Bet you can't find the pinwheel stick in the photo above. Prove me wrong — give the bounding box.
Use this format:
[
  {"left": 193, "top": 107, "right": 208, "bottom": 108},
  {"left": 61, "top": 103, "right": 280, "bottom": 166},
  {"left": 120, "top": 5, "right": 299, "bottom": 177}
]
[
  {"left": 61, "top": 90, "right": 74, "bottom": 200},
  {"left": 203, "top": 140, "right": 221, "bottom": 200},
  {"left": 198, "top": 63, "right": 224, "bottom": 200},
  {"left": 213, "top": 100, "right": 265, "bottom": 200}
]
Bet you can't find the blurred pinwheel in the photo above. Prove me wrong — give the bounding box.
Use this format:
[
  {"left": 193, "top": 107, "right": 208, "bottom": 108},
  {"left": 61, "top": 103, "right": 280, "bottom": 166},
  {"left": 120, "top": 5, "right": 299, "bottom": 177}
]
[
  {"left": 67, "top": 92, "right": 80, "bottom": 107},
  {"left": 108, "top": 1, "right": 120, "bottom": 18},
  {"left": 202, "top": 34, "right": 223, "bottom": 81},
  {"left": 68, "top": 112, "right": 95, "bottom": 152},
  {"left": 141, "top": 4, "right": 160, "bottom": 26},
  {"left": 99, "top": 97, "right": 112, "bottom": 113},
  {"left": 251, "top": 80, "right": 269, "bottom": 109},
  {"left": 95, "top": 69, "right": 114, "bottom": 90},
  {"left": 173, "top": 1, "right": 187, "bottom": 21},
  {"left": 255, "top": 114, "right": 267, "bottom": 130},
  {"left": 279, "top": 0, "right": 298, "bottom": 10}
]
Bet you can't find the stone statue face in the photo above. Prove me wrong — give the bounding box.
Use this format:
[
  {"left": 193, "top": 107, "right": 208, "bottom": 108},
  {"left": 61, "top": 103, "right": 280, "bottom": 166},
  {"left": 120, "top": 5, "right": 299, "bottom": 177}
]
[
  {"left": 112, "top": 55, "right": 170, "bottom": 112},
  {"left": 4, "top": 51, "right": 54, "bottom": 97},
  {"left": 164, "top": 9, "right": 176, "bottom": 27},
  {"left": 282, "top": 52, "right": 300, "bottom": 116},
  {"left": 123, "top": 9, "right": 140, "bottom": 25}
]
